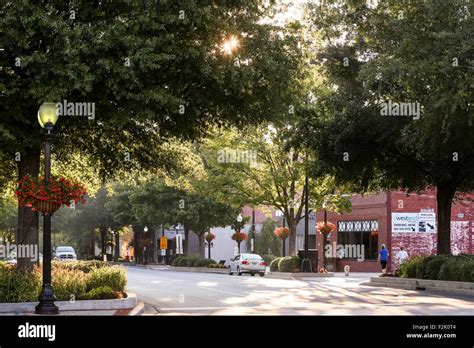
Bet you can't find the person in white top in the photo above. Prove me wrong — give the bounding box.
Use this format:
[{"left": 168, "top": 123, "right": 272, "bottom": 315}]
[{"left": 398, "top": 246, "right": 409, "bottom": 264}]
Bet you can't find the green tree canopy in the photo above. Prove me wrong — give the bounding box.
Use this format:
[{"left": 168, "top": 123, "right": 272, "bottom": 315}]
[{"left": 298, "top": 1, "right": 474, "bottom": 254}]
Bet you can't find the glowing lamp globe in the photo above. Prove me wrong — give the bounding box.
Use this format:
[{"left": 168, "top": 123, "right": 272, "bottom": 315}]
[{"left": 38, "top": 102, "right": 59, "bottom": 128}]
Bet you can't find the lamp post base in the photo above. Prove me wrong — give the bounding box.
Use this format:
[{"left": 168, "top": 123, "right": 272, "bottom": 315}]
[
  {"left": 35, "top": 285, "right": 59, "bottom": 315},
  {"left": 301, "top": 258, "right": 312, "bottom": 273}
]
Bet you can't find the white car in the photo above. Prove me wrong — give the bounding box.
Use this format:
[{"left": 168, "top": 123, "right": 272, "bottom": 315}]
[
  {"left": 54, "top": 246, "right": 77, "bottom": 261},
  {"left": 5, "top": 252, "right": 17, "bottom": 265},
  {"left": 229, "top": 253, "right": 266, "bottom": 277}
]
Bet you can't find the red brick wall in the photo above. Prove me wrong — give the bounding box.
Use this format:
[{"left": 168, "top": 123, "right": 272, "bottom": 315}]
[
  {"left": 314, "top": 190, "right": 474, "bottom": 272},
  {"left": 390, "top": 190, "right": 474, "bottom": 269}
]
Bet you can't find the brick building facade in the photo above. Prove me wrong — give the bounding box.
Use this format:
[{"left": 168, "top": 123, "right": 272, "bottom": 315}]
[{"left": 315, "top": 190, "right": 474, "bottom": 272}]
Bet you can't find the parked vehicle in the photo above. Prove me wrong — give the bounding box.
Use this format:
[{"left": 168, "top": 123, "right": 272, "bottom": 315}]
[
  {"left": 1, "top": 252, "right": 43, "bottom": 264},
  {"left": 54, "top": 246, "right": 77, "bottom": 261},
  {"left": 229, "top": 253, "right": 266, "bottom": 277},
  {"left": 4, "top": 252, "right": 17, "bottom": 265}
]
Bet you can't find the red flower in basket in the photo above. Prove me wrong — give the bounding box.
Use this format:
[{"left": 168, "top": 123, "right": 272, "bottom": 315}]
[
  {"left": 15, "top": 175, "right": 88, "bottom": 214},
  {"left": 205, "top": 232, "right": 216, "bottom": 243},
  {"left": 316, "top": 221, "right": 336, "bottom": 235},
  {"left": 274, "top": 227, "right": 289, "bottom": 239},
  {"left": 231, "top": 232, "right": 247, "bottom": 243}
]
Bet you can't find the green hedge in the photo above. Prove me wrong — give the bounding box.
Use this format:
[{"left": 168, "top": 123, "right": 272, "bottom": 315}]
[
  {"left": 52, "top": 260, "right": 110, "bottom": 273},
  {"left": 262, "top": 254, "right": 277, "bottom": 266},
  {"left": 0, "top": 261, "right": 127, "bottom": 303},
  {"left": 172, "top": 256, "right": 183, "bottom": 266},
  {"left": 400, "top": 254, "right": 474, "bottom": 282},
  {"left": 186, "top": 256, "right": 200, "bottom": 267},
  {"left": 0, "top": 264, "right": 41, "bottom": 302},
  {"left": 171, "top": 256, "right": 217, "bottom": 267},
  {"left": 177, "top": 256, "right": 189, "bottom": 267},
  {"left": 399, "top": 255, "right": 424, "bottom": 278},
  {"left": 52, "top": 267, "right": 88, "bottom": 301},
  {"left": 86, "top": 267, "right": 127, "bottom": 292},
  {"left": 269, "top": 257, "right": 281, "bottom": 272},
  {"left": 83, "top": 286, "right": 116, "bottom": 300},
  {"left": 194, "top": 258, "right": 216, "bottom": 267},
  {"left": 278, "top": 256, "right": 300, "bottom": 273}
]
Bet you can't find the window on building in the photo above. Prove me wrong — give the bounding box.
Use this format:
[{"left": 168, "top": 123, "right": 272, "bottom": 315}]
[{"left": 337, "top": 220, "right": 379, "bottom": 260}]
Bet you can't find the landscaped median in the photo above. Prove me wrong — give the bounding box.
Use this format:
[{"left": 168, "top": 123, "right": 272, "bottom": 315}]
[
  {"left": 168, "top": 256, "right": 228, "bottom": 274},
  {"left": 266, "top": 256, "right": 334, "bottom": 279},
  {"left": 361, "top": 254, "right": 474, "bottom": 296},
  {"left": 0, "top": 260, "right": 139, "bottom": 314}
]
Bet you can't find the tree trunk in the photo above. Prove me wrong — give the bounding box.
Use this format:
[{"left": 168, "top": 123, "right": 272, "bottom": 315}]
[
  {"left": 237, "top": 241, "right": 241, "bottom": 254},
  {"left": 16, "top": 151, "right": 40, "bottom": 272},
  {"left": 198, "top": 233, "right": 205, "bottom": 257},
  {"left": 288, "top": 223, "right": 297, "bottom": 256},
  {"left": 436, "top": 183, "right": 456, "bottom": 255}
]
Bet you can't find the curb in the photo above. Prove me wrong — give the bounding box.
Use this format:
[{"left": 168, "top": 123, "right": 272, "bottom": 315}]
[
  {"left": 362, "top": 277, "right": 474, "bottom": 297},
  {"left": 128, "top": 301, "right": 145, "bottom": 316},
  {"left": 162, "top": 267, "right": 228, "bottom": 274},
  {"left": 0, "top": 292, "right": 138, "bottom": 314},
  {"left": 266, "top": 272, "right": 335, "bottom": 280}
]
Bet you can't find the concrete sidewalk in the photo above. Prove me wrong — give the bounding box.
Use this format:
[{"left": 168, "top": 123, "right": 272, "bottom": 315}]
[
  {"left": 0, "top": 293, "right": 145, "bottom": 316},
  {"left": 0, "top": 303, "right": 145, "bottom": 316}
]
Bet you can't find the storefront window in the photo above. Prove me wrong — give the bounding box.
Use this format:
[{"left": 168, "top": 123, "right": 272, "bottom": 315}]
[{"left": 337, "top": 220, "right": 379, "bottom": 260}]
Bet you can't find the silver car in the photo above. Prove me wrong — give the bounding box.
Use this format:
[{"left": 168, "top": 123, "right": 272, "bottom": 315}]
[
  {"left": 54, "top": 246, "right": 77, "bottom": 261},
  {"left": 229, "top": 253, "right": 266, "bottom": 277}
]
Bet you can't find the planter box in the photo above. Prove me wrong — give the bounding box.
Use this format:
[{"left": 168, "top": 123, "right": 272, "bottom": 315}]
[
  {"left": 0, "top": 292, "right": 137, "bottom": 314},
  {"left": 361, "top": 277, "right": 474, "bottom": 296}
]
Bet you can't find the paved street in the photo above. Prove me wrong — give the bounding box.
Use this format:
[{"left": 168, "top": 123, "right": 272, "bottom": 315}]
[{"left": 126, "top": 266, "right": 474, "bottom": 315}]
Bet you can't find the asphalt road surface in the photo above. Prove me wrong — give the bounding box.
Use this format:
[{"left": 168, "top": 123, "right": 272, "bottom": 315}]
[{"left": 126, "top": 266, "right": 474, "bottom": 315}]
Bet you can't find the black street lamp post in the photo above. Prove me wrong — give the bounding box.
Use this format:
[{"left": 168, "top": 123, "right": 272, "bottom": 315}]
[
  {"left": 143, "top": 226, "right": 148, "bottom": 265},
  {"left": 301, "top": 175, "right": 312, "bottom": 272},
  {"left": 251, "top": 209, "right": 256, "bottom": 253},
  {"left": 36, "top": 102, "right": 59, "bottom": 314}
]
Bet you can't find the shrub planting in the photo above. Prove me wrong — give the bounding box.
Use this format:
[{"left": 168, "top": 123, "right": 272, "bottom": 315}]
[
  {"left": 0, "top": 260, "right": 127, "bottom": 303},
  {"left": 194, "top": 258, "right": 216, "bottom": 267},
  {"left": 86, "top": 266, "right": 127, "bottom": 292},
  {"left": 269, "top": 257, "right": 281, "bottom": 272},
  {"left": 400, "top": 254, "right": 474, "bottom": 282},
  {"left": 83, "top": 286, "right": 116, "bottom": 300},
  {"left": 278, "top": 256, "right": 300, "bottom": 272}
]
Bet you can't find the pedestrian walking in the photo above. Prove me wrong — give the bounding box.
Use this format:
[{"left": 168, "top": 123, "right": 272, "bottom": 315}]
[
  {"left": 397, "top": 246, "right": 409, "bottom": 264},
  {"left": 378, "top": 244, "right": 389, "bottom": 275}
]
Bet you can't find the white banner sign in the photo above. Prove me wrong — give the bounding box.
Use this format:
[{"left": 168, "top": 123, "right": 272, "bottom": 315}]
[{"left": 392, "top": 212, "right": 436, "bottom": 233}]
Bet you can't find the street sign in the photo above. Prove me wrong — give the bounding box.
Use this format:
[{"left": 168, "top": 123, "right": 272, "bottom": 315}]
[
  {"left": 160, "top": 236, "right": 168, "bottom": 250},
  {"left": 161, "top": 249, "right": 166, "bottom": 256}
]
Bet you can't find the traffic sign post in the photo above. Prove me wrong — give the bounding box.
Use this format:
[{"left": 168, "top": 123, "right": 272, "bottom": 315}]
[{"left": 160, "top": 236, "right": 168, "bottom": 250}]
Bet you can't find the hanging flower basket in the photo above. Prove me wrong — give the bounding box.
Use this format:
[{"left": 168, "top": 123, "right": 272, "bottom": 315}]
[
  {"left": 15, "top": 175, "right": 87, "bottom": 214},
  {"left": 205, "top": 232, "right": 216, "bottom": 243},
  {"left": 231, "top": 232, "right": 247, "bottom": 243},
  {"left": 316, "top": 221, "right": 336, "bottom": 235},
  {"left": 33, "top": 201, "right": 61, "bottom": 214},
  {"left": 274, "top": 227, "right": 289, "bottom": 240}
]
